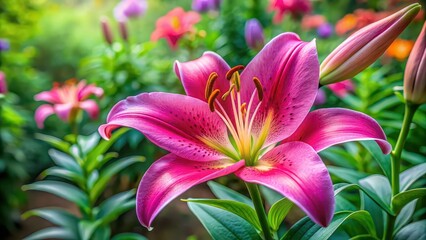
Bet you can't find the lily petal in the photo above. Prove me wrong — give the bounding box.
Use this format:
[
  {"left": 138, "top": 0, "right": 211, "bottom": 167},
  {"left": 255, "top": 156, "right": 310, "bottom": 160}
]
[
  {"left": 240, "top": 33, "right": 319, "bottom": 146},
  {"left": 80, "top": 100, "right": 100, "bottom": 119},
  {"left": 77, "top": 82, "right": 104, "bottom": 100},
  {"left": 34, "top": 104, "right": 55, "bottom": 128},
  {"left": 174, "top": 52, "right": 235, "bottom": 117},
  {"left": 283, "top": 108, "right": 391, "bottom": 154},
  {"left": 235, "top": 142, "right": 334, "bottom": 227},
  {"left": 99, "top": 92, "right": 236, "bottom": 161},
  {"left": 54, "top": 103, "right": 74, "bottom": 121},
  {"left": 136, "top": 153, "right": 245, "bottom": 229},
  {"left": 34, "top": 90, "right": 60, "bottom": 104}
]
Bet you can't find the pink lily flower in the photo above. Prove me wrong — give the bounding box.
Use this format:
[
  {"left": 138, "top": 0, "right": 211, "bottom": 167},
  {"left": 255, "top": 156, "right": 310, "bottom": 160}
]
[
  {"left": 327, "top": 79, "right": 355, "bottom": 98},
  {"left": 35, "top": 79, "right": 103, "bottom": 128},
  {"left": 151, "top": 7, "right": 201, "bottom": 50},
  {"left": 269, "top": 0, "right": 312, "bottom": 24},
  {"left": 99, "top": 33, "right": 391, "bottom": 229},
  {"left": 0, "top": 71, "right": 7, "bottom": 94}
]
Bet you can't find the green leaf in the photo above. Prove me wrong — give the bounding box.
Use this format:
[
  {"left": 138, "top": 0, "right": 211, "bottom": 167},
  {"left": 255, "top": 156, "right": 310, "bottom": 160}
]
[
  {"left": 36, "top": 133, "right": 71, "bottom": 153},
  {"left": 260, "top": 185, "right": 283, "bottom": 205},
  {"left": 395, "top": 220, "right": 426, "bottom": 240},
  {"left": 207, "top": 181, "right": 252, "bottom": 206},
  {"left": 395, "top": 200, "right": 417, "bottom": 233},
  {"left": 22, "top": 181, "right": 90, "bottom": 214},
  {"left": 91, "top": 225, "right": 111, "bottom": 240},
  {"left": 188, "top": 202, "right": 262, "bottom": 240},
  {"left": 48, "top": 149, "right": 82, "bottom": 174},
  {"left": 84, "top": 128, "right": 129, "bottom": 172},
  {"left": 90, "top": 156, "right": 143, "bottom": 202},
  {"left": 267, "top": 198, "right": 293, "bottom": 231},
  {"left": 359, "top": 175, "right": 393, "bottom": 215},
  {"left": 350, "top": 234, "right": 379, "bottom": 240},
  {"left": 77, "top": 132, "right": 101, "bottom": 155},
  {"left": 112, "top": 233, "right": 148, "bottom": 240},
  {"left": 79, "top": 220, "right": 102, "bottom": 240},
  {"left": 392, "top": 188, "right": 426, "bottom": 213},
  {"left": 400, "top": 163, "right": 426, "bottom": 192},
  {"left": 184, "top": 198, "right": 261, "bottom": 231},
  {"left": 22, "top": 208, "right": 79, "bottom": 232},
  {"left": 361, "top": 192, "right": 385, "bottom": 239},
  {"left": 23, "top": 227, "right": 74, "bottom": 240},
  {"left": 281, "top": 211, "right": 376, "bottom": 240},
  {"left": 328, "top": 166, "right": 368, "bottom": 183},
  {"left": 96, "top": 190, "right": 136, "bottom": 224},
  {"left": 41, "top": 166, "right": 85, "bottom": 187},
  {"left": 360, "top": 141, "right": 391, "bottom": 180}
]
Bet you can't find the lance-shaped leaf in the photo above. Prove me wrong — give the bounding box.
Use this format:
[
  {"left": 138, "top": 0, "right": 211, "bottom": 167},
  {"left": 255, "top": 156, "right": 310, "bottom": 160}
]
[{"left": 392, "top": 188, "right": 426, "bottom": 213}]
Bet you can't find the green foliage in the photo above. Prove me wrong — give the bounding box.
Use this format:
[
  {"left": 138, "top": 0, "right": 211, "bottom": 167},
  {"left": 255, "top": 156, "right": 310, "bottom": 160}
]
[{"left": 22, "top": 130, "right": 145, "bottom": 240}]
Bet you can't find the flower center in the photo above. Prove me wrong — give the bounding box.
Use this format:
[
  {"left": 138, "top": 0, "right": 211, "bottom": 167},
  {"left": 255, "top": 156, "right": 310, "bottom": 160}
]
[
  {"left": 170, "top": 16, "right": 181, "bottom": 31},
  {"left": 205, "top": 66, "right": 272, "bottom": 166}
]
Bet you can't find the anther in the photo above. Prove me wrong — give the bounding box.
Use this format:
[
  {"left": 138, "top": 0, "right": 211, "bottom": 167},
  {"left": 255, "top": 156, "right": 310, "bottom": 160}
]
[
  {"left": 208, "top": 89, "right": 220, "bottom": 112},
  {"left": 240, "top": 102, "right": 247, "bottom": 116},
  {"left": 205, "top": 72, "right": 218, "bottom": 100},
  {"left": 226, "top": 65, "right": 245, "bottom": 80},
  {"left": 253, "top": 77, "right": 264, "bottom": 101},
  {"left": 222, "top": 84, "right": 235, "bottom": 100},
  {"left": 231, "top": 72, "right": 241, "bottom": 91}
]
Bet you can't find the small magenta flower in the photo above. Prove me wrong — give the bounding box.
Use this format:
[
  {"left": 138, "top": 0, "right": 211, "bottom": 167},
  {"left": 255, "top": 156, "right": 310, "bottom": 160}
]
[
  {"left": 404, "top": 21, "right": 426, "bottom": 105},
  {"left": 245, "top": 19, "right": 265, "bottom": 50},
  {"left": 114, "top": 0, "right": 147, "bottom": 21},
  {"left": 269, "top": 0, "right": 312, "bottom": 23},
  {"left": 99, "top": 33, "right": 391, "bottom": 229},
  {"left": 192, "top": 0, "right": 221, "bottom": 13},
  {"left": 0, "top": 71, "right": 7, "bottom": 94},
  {"left": 151, "top": 8, "right": 201, "bottom": 49},
  {"left": 0, "top": 39, "right": 9, "bottom": 52},
  {"left": 100, "top": 17, "right": 113, "bottom": 45},
  {"left": 35, "top": 79, "right": 103, "bottom": 128},
  {"left": 327, "top": 79, "right": 355, "bottom": 98},
  {"left": 320, "top": 3, "right": 421, "bottom": 85},
  {"left": 317, "top": 23, "right": 333, "bottom": 39}
]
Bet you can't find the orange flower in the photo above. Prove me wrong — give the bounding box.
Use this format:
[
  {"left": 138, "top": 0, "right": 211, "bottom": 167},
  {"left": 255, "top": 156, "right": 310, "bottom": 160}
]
[
  {"left": 386, "top": 38, "right": 415, "bottom": 61},
  {"left": 151, "top": 7, "right": 201, "bottom": 49},
  {"left": 335, "top": 14, "right": 357, "bottom": 35}
]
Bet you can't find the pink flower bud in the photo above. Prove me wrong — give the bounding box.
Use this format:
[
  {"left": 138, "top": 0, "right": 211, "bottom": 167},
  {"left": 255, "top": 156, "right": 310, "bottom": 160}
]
[
  {"left": 320, "top": 3, "right": 421, "bottom": 85},
  {"left": 100, "top": 17, "right": 113, "bottom": 45},
  {"left": 119, "top": 21, "right": 129, "bottom": 42},
  {"left": 0, "top": 71, "right": 7, "bottom": 94},
  {"left": 404, "top": 21, "right": 426, "bottom": 105}
]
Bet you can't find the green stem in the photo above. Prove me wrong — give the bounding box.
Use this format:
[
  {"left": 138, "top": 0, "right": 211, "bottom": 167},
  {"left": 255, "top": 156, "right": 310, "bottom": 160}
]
[
  {"left": 246, "top": 183, "right": 273, "bottom": 240},
  {"left": 390, "top": 103, "right": 418, "bottom": 196},
  {"left": 384, "top": 103, "right": 418, "bottom": 240}
]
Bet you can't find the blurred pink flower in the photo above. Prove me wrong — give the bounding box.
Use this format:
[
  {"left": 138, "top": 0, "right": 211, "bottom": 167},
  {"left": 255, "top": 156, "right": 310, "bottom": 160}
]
[
  {"left": 245, "top": 18, "right": 265, "bottom": 50},
  {"left": 0, "top": 71, "right": 7, "bottom": 94},
  {"left": 100, "top": 33, "right": 391, "bottom": 230},
  {"left": 314, "top": 88, "right": 326, "bottom": 105},
  {"left": 327, "top": 79, "right": 355, "bottom": 97},
  {"left": 34, "top": 79, "right": 103, "bottom": 128},
  {"left": 151, "top": 7, "right": 201, "bottom": 49},
  {"left": 301, "top": 15, "right": 326, "bottom": 30},
  {"left": 114, "top": 0, "right": 147, "bottom": 21},
  {"left": 269, "top": 0, "right": 312, "bottom": 23}
]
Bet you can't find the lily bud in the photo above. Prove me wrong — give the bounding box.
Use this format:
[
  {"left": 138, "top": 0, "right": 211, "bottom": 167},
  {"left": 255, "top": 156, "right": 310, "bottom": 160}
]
[
  {"left": 320, "top": 3, "right": 421, "bottom": 85},
  {"left": 245, "top": 19, "right": 265, "bottom": 51},
  {"left": 100, "top": 17, "right": 113, "bottom": 45},
  {"left": 0, "top": 71, "right": 7, "bottom": 94},
  {"left": 119, "top": 21, "right": 129, "bottom": 42},
  {"left": 404, "top": 21, "right": 426, "bottom": 105}
]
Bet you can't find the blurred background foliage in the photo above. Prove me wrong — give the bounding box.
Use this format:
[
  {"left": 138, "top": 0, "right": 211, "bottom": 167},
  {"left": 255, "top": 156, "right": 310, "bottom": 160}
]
[{"left": 0, "top": 0, "right": 425, "bottom": 238}]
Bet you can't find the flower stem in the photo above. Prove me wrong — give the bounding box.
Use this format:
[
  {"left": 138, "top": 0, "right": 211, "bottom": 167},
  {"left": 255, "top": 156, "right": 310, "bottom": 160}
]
[
  {"left": 384, "top": 103, "right": 418, "bottom": 240},
  {"left": 246, "top": 183, "right": 273, "bottom": 240},
  {"left": 390, "top": 103, "right": 418, "bottom": 196}
]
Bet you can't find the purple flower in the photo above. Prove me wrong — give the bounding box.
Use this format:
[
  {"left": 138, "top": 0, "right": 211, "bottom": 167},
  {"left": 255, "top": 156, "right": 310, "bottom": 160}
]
[
  {"left": 313, "top": 88, "right": 326, "bottom": 105},
  {"left": 245, "top": 19, "right": 265, "bottom": 50},
  {"left": 99, "top": 33, "right": 391, "bottom": 229},
  {"left": 317, "top": 23, "right": 333, "bottom": 39},
  {"left": 192, "top": 0, "right": 221, "bottom": 13},
  {"left": 114, "top": 0, "right": 147, "bottom": 21},
  {"left": 0, "top": 39, "right": 10, "bottom": 52}
]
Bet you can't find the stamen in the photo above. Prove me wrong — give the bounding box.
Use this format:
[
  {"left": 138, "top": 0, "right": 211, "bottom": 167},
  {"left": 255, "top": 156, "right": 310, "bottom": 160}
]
[
  {"left": 231, "top": 72, "right": 241, "bottom": 91},
  {"left": 253, "top": 77, "right": 264, "bottom": 101},
  {"left": 208, "top": 89, "right": 220, "bottom": 112},
  {"left": 226, "top": 65, "right": 245, "bottom": 80},
  {"left": 222, "top": 84, "right": 235, "bottom": 100},
  {"left": 205, "top": 72, "right": 218, "bottom": 100}
]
